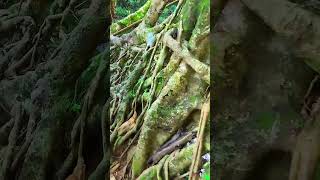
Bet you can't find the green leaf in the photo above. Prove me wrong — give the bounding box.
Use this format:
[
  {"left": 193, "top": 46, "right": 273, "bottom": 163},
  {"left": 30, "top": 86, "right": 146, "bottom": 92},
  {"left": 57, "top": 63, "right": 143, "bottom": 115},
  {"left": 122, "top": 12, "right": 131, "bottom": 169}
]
[
  {"left": 71, "top": 103, "right": 81, "bottom": 113},
  {"left": 203, "top": 173, "right": 210, "bottom": 180}
]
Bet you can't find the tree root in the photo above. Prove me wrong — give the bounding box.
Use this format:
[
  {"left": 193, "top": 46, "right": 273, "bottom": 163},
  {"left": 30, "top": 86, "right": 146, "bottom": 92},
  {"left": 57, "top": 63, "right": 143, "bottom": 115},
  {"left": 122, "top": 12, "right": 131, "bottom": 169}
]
[
  {"left": 156, "top": 155, "right": 169, "bottom": 179},
  {"left": 0, "top": 0, "right": 107, "bottom": 179},
  {"left": 289, "top": 98, "right": 320, "bottom": 180},
  {"left": 87, "top": 99, "right": 109, "bottom": 180},
  {"left": 137, "top": 140, "right": 210, "bottom": 180},
  {"left": 110, "top": 60, "right": 145, "bottom": 143},
  {"left": 163, "top": 30, "right": 209, "bottom": 84},
  {"left": 111, "top": 0, "right": 151, "bottom": 33},
  {"left": 0, "top": 119, "right": 14, "bottom": 147},
  {"left": 0, "top": 102, "right": 23, "bottom": 180},
  {"left": 63, "top": 53, "right": 107, "bottom": 180},
  {"left": 0, "top": 23, "right": 33, "bottom": 78},
  {"left": 189, "top": 95, "right": 209, "bottom": 180}
]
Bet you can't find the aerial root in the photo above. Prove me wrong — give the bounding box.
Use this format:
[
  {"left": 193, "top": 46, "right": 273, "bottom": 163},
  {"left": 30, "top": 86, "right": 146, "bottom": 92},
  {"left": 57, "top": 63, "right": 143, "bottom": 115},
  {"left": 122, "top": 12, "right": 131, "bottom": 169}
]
[
  {"left": 0, "top": 119, "right": 14, "bottom": 146},
  {"left": 163, "top": 31, "right": 210, "bottom": 84},
  {"left": 188, "top": 94, "right": 210, "bottom": 180},
  {"left": 4, "top": 13, "right": 64, "bottom": 78},
  {"left": 61, "top": 54, "right": 107, "bottom": 180}
]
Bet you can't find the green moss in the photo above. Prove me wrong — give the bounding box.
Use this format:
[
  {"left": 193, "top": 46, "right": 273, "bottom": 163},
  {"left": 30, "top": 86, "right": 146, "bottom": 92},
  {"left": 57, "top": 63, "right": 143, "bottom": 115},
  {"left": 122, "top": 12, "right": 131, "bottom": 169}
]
[
  {"left": 201, "top": 162, "right": 210, "bottom": 180},
  {"left": 168, "top": 145, "right": 194, "bottom": 176},
  {"left": 181, "top": 0, "right": 198, "bottom": 40},
  {"left": 189, "top": 0, "right": 209, "bottom": 49},
  {"left": 143, "top": 76, "right": 152, "bottom": 88},
  {"left": 136, "top": 163, "right": 158, "bottom": 180},
  {"left": 158, "top": 4, "right": 176, "bottom": 23},
  {"left": 132, "top": 157, "right": 146, "bottom": 179},
  {"left": 137, "top": 144, "right": 203, "bottom": 179},
  {"left": 142, "top": 90, "right": 152, "bottom": 102},
  {"left": 190, "top": 95, "right": 201, "bottom": 106},
  {"left": 132, "top": 76, "right": 204, "bottom": 177},
  {"left": 305, "top": 58, "right": 320, "bottom": 74},
  {"left": 70, "top": 103, "right": 81, "bottom": 113},
  {"left": 128, "top": 0, "right": 210, "bottom": 177},
  {"left": 155, "top": 73, "right": 165, "bottom": 95},
  {"left": 255, "top": 112, "right": 277, "bottom": 129}
]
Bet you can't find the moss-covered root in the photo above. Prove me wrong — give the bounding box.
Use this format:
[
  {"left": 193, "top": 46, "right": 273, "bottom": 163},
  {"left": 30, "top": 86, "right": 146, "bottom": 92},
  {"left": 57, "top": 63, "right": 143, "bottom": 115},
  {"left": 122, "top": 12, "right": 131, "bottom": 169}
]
[
  {"left": 163, "top": 32, "right": 210, "bottom": 84},
  {"left": 110, "top": 60, "right": 145, "bottom": 143},
  {"left": 137, "top": 134, "right": 210, "bottom": 180},
  {"left": 111, "top": 0, "right": 151, "bottom": 33},
  {"left": 131, "top": 62, "right": 206, "bottom": 178},
  {"left": 138, "top": 146, "right": 193, "bottom": 180}
]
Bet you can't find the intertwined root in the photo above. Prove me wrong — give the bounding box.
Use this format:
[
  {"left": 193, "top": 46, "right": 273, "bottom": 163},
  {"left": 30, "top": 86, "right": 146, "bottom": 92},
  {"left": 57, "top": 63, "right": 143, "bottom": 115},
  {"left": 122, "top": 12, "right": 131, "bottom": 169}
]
[
  {"left": 0, "top": 0, "right": 107, "bottom": 179},
  {"left": 110, "top": 0, "right": 210, "bottom": 179}
]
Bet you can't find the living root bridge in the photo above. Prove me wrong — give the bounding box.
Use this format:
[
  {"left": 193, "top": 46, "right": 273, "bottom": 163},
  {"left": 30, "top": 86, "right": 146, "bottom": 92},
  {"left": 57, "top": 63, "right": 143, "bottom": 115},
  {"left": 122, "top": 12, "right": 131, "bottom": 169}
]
[{"left": 110, "top": 0, "right": 210, "bottom": 179}]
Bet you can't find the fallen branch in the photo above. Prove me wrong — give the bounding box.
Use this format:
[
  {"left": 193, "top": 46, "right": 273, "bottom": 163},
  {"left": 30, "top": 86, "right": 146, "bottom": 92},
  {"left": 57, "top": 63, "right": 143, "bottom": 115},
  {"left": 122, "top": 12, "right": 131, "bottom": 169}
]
[{"left": 148, "top": 131, "right": 195, "bottom": 165}]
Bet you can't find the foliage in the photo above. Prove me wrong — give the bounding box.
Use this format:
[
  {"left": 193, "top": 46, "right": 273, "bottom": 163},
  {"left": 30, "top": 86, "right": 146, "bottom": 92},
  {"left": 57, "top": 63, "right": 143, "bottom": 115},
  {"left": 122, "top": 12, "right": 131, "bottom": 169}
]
[
  {"left": 71, "top": 103, "right": 81, "bottom": 113},
  {"left": 115, "top": 0, "right": 176, "bottom": 22},
  {"left": 158, "top": 4, "right": 176, "bottom": 23},
  {"left": 116, "top": 0, "right": 148, "bottom": 19}
]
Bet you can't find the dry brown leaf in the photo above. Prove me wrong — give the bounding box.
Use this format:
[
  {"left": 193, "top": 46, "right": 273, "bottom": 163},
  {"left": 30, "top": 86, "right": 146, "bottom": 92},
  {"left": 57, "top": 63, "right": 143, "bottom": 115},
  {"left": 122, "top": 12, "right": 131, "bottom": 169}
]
[
  {"left": 118, "top": 111, "right": 137, "bottom": 135},
  {"left": 117, "top": 163, "right": 128, "bottom": 180}
]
